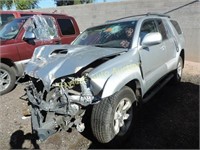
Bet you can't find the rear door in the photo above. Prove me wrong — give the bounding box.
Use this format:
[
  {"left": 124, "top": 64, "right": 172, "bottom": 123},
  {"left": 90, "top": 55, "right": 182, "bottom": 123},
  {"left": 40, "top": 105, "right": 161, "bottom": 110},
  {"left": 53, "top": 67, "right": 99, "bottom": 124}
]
[{"left": 155, "top": 19, "right": 177, "bottom": 66}]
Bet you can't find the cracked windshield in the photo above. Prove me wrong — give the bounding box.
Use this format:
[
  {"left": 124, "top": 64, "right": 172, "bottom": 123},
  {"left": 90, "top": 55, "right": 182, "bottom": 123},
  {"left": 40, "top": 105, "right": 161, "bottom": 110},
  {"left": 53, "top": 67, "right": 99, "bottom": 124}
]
[{"left": 73, "top": 21, "right": 137, "bottom": 48}]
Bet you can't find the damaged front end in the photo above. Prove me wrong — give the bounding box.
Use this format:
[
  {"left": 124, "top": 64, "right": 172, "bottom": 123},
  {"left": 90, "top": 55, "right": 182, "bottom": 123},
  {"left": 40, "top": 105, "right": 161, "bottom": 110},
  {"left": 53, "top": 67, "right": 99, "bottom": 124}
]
[
  {"left": 25, "top": 74, "right": 96, "bottom": 141},
  {"left": 23, "top": 43, "right": 126, "bottom": 141},
  {"left": 23, "top": 22, "right": 129, "bottom": 140}
]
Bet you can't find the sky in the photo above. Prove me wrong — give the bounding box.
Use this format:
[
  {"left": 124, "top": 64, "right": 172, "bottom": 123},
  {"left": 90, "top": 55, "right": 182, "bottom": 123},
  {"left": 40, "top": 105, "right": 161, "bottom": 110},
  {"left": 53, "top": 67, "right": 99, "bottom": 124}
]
[{"left": 38, "top": 0, "right": 121, "bottom": 9}]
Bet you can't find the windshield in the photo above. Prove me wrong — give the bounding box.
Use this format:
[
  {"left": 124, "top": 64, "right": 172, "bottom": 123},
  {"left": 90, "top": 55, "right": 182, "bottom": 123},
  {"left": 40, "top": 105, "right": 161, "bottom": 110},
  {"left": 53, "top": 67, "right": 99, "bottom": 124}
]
[
  {"left": 73, "top": 21, "right": 137, "bottom": 48},
  {"left": 0, "top": 18, "right": 26, "bottom": 40}
]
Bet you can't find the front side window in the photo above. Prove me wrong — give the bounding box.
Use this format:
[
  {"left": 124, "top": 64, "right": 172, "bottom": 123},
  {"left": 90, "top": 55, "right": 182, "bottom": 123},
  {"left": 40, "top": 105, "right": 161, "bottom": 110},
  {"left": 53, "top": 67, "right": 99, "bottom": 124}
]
[
  {"left": 140, "top": 20, "right": 157, "bottom": 42},
  {"left": 73, "top": 21, "right": 137, "bottom": 48},
  {"left": 23, "top": 15, "right": 59, "bottom": 40}
]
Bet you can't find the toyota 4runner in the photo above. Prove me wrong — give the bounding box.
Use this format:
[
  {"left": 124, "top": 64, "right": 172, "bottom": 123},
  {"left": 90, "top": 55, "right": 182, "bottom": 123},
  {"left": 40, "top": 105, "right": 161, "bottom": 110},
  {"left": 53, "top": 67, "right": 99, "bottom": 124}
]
[{"left": 24, "top": 13, "right": 185, "bottom": 146}]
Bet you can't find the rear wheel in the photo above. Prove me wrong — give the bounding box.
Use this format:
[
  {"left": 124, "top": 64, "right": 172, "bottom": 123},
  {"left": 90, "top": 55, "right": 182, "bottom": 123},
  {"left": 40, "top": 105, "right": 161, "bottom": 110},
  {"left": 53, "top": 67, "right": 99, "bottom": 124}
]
[
  {"left": 172, "top": 56, "right": 183, "bottom": 83},
  {"left": 0, "top": 63, "right": 16, "bottom": 95},
  {"left": 91, "top": 86, "right": 137, "bottom": 146}
]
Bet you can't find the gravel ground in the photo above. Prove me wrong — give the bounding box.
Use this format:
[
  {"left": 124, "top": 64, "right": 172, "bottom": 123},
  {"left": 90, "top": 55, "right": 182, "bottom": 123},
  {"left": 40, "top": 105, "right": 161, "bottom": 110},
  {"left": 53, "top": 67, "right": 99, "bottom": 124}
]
[{"left": 0, "top": 61, "right": 199, "bottom": 149}]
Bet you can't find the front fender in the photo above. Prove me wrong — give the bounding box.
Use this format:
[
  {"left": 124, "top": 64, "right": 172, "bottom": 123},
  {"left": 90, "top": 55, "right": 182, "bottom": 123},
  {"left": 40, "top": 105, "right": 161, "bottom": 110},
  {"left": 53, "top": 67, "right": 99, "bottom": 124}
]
[
  {"left": 101, "top": 64, "right": 143, "bottom": 98},
  {"left": 88, "top": 50, "right": 142, "bottom": 98}
]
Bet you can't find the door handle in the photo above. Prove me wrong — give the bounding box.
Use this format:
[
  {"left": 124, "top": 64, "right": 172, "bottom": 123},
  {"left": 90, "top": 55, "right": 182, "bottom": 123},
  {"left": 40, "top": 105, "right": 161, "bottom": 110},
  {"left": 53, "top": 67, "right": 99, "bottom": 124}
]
[{"left": 160, "top": 45, "right": 166, "bottom": 51}]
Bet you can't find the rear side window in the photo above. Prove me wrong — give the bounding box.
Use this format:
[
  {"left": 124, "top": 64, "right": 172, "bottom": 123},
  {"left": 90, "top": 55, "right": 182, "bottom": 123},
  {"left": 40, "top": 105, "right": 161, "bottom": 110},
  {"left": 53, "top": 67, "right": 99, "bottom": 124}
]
[
  {"left": 0, "top": 14, "right": 15, "bottom": 28},
  {"left": 170, "top": 20, "right": 182, "bottom": 34},
  {"left": 156, "top": 19, "right": 168, "bottom": 40},
  {"left": 57, "top": 19, "right": 75, "bottom": 35}
]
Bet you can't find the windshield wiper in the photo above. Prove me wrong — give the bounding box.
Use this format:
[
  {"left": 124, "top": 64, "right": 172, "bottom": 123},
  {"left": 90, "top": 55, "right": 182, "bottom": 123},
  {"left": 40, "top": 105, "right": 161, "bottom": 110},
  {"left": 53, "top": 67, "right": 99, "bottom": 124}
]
[
  {"left": 94, "top": 44, "right": 125, "bottom": 49},
  {"left": 94, "top": 44, "right": 109, "bottom": 48}
]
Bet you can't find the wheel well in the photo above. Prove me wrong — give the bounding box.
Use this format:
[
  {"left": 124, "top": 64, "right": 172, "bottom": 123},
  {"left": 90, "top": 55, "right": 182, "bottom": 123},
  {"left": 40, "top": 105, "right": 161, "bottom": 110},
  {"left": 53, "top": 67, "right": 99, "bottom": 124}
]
[
  {"left": 180, "top": 49, "right": 185, "bottom": 67},
  {"left": 0, "top": 58, "right": 17, "bottom": 74},
  {"left": 126, "top": 79, "right": 142, "bottom": 103},
  {"left": 1, "top": 58, "right": 15, "bottom": 67}
]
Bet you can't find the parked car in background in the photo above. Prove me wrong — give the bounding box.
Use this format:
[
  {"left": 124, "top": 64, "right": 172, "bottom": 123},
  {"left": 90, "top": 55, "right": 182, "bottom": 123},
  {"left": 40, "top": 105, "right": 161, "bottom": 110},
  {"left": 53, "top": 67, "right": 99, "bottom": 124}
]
[
  {"left": 0, "top": 10, "right": 76, "bottom": 27},
  {"left": 24, "top": 13, "right": 185, "bottom": 146},
  {"left": 0, "top": 11, "right": 80, "bottom": 95}
]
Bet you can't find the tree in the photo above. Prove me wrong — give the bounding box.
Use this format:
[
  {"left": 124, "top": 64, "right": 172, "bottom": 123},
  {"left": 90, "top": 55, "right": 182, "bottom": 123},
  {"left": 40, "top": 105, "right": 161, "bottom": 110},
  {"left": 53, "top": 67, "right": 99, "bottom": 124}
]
[
  {"left": 55, "top": 0, "right": 74, "bottom": 6},
  {"left": 80, "top": 0, "right": 93, "bottom": 4},
  {"left": 0, "top": 0, "right": 13, "bottom": 10},
  {"left": 0, "top": 0, "right": 39, "bottom": 10},
  {"left": 54, "top": 0, "right": 94, "bottom": 6},
  {"left": 15, "top": 0, "right": 39, "bottom": 10}
]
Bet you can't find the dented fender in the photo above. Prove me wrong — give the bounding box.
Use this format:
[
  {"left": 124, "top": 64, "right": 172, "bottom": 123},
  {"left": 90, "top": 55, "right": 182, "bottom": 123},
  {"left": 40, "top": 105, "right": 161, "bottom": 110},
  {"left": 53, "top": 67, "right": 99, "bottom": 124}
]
[
  {"left": 88, "top": 51, "right": 143, "bottom": 98},
  {"left": 101, "top": 64, "right": 143, "bottom": 98},
  {"left": 89, "top": 64, "right": 143, "bottom": 98}
]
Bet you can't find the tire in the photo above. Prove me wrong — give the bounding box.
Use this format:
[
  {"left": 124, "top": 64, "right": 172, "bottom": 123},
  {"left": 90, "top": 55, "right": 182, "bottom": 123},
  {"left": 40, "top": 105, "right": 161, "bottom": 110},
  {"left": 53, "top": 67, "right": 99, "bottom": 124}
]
[
  {"left": 171, "top": 56, "right": 183, "bottom": 83},
  {"left": 91, "top": 86, "right": 137, "bottom": 146},
  {"left": 0, "top": 63, "right": 16, "bottom": 95}
]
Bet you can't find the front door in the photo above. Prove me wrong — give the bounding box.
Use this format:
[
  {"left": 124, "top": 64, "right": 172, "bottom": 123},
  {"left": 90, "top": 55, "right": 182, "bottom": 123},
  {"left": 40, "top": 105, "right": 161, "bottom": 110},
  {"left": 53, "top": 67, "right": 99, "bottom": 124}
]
[
  {"left": 17, "top": 15, "right": 61, "bottom": 60},
  {"left": 139, "top": 19, "right": 167, "bottom": 90}
]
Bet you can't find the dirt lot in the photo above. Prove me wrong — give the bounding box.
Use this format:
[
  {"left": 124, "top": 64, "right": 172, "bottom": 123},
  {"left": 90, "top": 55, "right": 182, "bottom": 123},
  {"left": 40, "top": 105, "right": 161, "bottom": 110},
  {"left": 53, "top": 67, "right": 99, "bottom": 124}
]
[{"left": 0, "top": 61, "right": 199, "bottom": 149}]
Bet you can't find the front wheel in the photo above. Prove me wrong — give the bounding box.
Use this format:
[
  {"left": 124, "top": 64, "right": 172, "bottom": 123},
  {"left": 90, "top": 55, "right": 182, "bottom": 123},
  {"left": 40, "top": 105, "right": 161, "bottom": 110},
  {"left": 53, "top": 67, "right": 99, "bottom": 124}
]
[
  {"left": 91, "top": 86, "right": 137, "bottom": 145},
  {"left": 0, "top": 63, "right": 16, "bottom": 95}
]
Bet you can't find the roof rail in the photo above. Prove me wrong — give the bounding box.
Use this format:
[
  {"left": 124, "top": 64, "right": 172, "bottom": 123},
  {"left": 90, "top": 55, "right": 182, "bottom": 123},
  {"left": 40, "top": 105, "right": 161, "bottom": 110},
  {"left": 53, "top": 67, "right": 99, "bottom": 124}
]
[
  {"left": 146, "top": 12, "right": 170, "bottom": 18},
  {"left": 106, "top": 14, "right": 146, "bottom": 23},
  {"left": 106, "top": 12, "right": 170, "bottom": 23}
]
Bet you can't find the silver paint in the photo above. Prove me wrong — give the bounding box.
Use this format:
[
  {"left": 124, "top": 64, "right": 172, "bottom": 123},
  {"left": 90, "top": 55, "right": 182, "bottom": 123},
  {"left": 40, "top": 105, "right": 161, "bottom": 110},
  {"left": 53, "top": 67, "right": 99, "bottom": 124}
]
[{"left": 25, "top": 44, "right": 127, "bottom": 90}]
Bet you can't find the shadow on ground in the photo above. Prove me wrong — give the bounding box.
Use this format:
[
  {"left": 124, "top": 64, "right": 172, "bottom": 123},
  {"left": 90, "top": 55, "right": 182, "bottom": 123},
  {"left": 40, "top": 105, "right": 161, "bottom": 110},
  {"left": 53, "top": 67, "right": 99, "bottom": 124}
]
[
  {"left": 10, "top": 130, "right": 39, "bottom": 149},
  {"left": 87, "top": 82, "right": 199, "bottom": 149},
  {"left": 9, "top": 82, "right": 199, "bottom": 149}
]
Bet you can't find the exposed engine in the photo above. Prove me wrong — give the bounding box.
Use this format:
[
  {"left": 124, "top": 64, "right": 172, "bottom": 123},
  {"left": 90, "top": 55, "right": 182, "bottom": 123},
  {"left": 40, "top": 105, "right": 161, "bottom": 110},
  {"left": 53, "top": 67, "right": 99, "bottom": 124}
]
[{"left": 25, "top": 75, "right": 95, "bottom": 141}]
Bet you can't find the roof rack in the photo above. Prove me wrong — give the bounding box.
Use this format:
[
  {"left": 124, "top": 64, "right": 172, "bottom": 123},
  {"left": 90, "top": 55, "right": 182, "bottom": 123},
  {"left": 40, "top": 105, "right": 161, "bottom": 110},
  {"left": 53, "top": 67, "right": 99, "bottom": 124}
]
[
  {"left": 146, "top": 13, "right": 170, "bottom": 18},
  {"left": 106, "top": 12, "right": 170, "bottom": 23},
  {"left": 106, "top": 14, "right": 146, "bottom": 23}
]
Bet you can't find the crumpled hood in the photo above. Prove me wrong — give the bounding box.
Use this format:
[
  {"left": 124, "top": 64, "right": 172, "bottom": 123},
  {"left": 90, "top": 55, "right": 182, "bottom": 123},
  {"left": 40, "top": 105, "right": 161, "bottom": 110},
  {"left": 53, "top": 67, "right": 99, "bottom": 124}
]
[{"left": 25, "top": 44, "right": 126, "bottom": 90}]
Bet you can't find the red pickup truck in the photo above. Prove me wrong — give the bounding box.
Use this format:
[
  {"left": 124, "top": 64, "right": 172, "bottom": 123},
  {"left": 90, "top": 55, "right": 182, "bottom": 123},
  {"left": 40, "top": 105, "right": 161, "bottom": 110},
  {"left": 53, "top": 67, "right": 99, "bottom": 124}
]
[{"left": 0, "top": 11, "right": 80, "bottom": 95}]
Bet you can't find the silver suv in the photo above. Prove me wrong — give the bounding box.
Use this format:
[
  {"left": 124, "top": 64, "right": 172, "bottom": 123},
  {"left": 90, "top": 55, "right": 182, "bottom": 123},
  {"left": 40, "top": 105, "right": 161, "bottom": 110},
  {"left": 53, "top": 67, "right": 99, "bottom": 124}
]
[{"left": 24, "top": 13, "right": 185, "bottom": 145}]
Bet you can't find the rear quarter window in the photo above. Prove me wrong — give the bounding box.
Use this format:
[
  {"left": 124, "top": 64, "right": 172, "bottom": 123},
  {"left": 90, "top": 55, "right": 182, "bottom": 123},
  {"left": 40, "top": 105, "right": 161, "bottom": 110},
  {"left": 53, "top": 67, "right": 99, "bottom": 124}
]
[
  {"left": 57, "top": 19, "right": 75, "bottom": 35},
  {"left": 170, "top": 20, "right": 182, "bottom": 34},
  {"left": 156, "top": 19, "right": 168, "bottom": 40}
]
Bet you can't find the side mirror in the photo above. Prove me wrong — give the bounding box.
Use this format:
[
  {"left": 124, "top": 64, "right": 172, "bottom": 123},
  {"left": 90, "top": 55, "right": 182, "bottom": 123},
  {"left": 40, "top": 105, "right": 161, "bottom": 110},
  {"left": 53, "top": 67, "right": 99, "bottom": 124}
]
[
  {"left": 141, "top": 32, "right": 162, "bottom": 47},
  {"left": 23, "top": 31, "right": 36, "bottom": 41}
]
